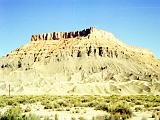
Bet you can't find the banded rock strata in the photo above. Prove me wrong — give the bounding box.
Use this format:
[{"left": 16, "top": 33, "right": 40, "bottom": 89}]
[
  {"left": 31, "top": 27, "right": 94, "bottom": 41},
  {"left": 0, "top": 27, "right": 160, "bottom": 95}
]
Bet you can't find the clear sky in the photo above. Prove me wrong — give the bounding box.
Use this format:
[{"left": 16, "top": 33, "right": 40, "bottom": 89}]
[{"left": 0, "top": 0, "right": 160, "bottom": 58}]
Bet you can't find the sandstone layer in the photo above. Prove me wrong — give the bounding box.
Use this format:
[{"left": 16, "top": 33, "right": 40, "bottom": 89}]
[{"left": 0, "top": 27, "right": 160, "bottom": 95}]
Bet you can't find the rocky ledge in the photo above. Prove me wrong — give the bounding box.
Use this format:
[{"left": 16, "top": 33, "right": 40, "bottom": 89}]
[{"left": 31, "top": 27, "right": 97, "bottom": 41}]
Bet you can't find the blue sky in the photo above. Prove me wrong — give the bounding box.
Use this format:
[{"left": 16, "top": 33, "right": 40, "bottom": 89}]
[{"left": 0, "top": 0, "right": 160, "bottom": 58}]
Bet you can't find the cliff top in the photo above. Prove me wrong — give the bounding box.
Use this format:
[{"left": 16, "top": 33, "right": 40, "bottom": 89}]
[{"left": 31, "top": 27, "right": 106, "bottom": 41}]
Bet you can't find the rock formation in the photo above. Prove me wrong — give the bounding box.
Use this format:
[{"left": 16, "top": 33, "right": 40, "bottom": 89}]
[
  {"left": 0, "top": 27, "right": 160, "bottom": 95},
  {"left": 31, "top": 27, "right": 94, "bottom": 41}
]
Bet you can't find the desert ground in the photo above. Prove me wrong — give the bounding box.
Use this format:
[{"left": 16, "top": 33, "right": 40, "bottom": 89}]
[{"left": 0, "top": 95, "right": 160, "bottom": 120}]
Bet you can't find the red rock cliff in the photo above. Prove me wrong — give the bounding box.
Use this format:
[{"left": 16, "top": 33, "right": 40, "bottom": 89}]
[{"left": 31, "top": 27, "right": 96, "bottom": 41}]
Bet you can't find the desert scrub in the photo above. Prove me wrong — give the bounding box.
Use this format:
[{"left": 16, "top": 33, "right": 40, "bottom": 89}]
[
  {"left": 43, "top": 102, "right": 54, "bottom": 109},
  {"left": 23, "top": 113, "right": 41, "bottom": 120},
  {"left": 71, "top": 117, "right": 76, "bottom": 120},
  {"left": 135, "top": 106, "right": 143, "bottom": 112},
  {"left": 0, "top": 95, "right": 159, "bottom": 114},
  {"left": 55, "top": 114, "right": 58, "bottom": 120},
  {"left": 152, "top": 111, "right": 156, "bottom": 118},
  {"left": 0, "top": 101, "right": 6, "bottom": 108},
  {"left": 56, "top": 99, "right": 69, "bottom": 107},
  {"left": 52, "top": 102, "right": 61, "bottom": 109},
  {"left": 79, "top": 116, "right": 85, "bottom": 120},
  {"left": 95, "top": 102, "right": 109, "bottom": 111},
  {"left": 110, "top": 113, "right": 121, "bottom": 120},
  {"left": 109, "top": 101, "right": 132, "bottom": 119},
  {"left": 24, "top": 105, "right": 32, "bottom": 112},
  {"left": 134, "top": 100, "right": 143, "bottom": 105},
  {"left": 0, "top": 106, "right": 22, "bottom": 120},
  {"left": 7, "top": 100, "right": 19, "bottom": 106},
  {"left": 95, "top": 101, "right": 132, "bottom": 119},
  {"left": 144, "top": 102, "right": 158, "bottom": 108},
  {"left": 85, "top": 100, "right": 99, "bottom": 107}
]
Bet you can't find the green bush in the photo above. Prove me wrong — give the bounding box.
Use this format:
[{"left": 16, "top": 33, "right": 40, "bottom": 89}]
[
  {"left": 24, "top": 114, "right": 41, "bottom": 120},
  {"left": 0, "top": 106, "right": 22, "bottom": 120},
  {"left": 134, "top": 100, "right": 143, "bottom": 105},
  {"left": 44, "top": 102, "right": 53, "bottom": 109},
  {"left": 55, "top": 114, "right": 58, "bottom": 120},
  {"left": 0, "top": 95, "right": 160, "bottom": 120},
  {"left": 135, "top": 107, "right": 143, "bottom": 112},
  {"left": 79, "top": 116, "right": 85, "bottom": 120},
  {"left": 71, "top": 117, "right": 76, "bottom": 120},
  {"left": 7, "top": 99, "right": 19, "bottom": 106},
  {"left": 112, "top": 113, "right": 121, "bottom": 120},
  {"left": 111, "top": 101, "right": 132, "bottom": 117},
  {"left": 104, "top": 114, "right": 110, "bottom": 120},
  {"left": 0, "top": 101, "right": 6, "bottom": 108},
  {"left": 95, "top": 101, "right": 132, "bottom": 119},
  {"left": 56, "top": 99, "right": 68, "bottom": 107},
  {"left": 52, "top": 102, "right": 61, "bottom": 109},
  {"left": 121, "top": 113, "right": 128, "bottom": 120},
  {"left": 86, "top": 100, "right": 98, "bottom": 107},
  {"left": 95, "top": 102, "right": 109, "bottom": 111}
]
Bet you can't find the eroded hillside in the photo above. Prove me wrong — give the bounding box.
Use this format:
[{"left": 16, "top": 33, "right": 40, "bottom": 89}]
[{"left": 0, "top": 27, "right": 160, "bottom": 95}]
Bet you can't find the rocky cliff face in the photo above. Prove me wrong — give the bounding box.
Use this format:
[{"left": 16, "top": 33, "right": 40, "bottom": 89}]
[
  {"left": 31, "top": 27, "right": 94, "bottom": 41},
  {"left": 0, "top": 27, "right": 160, "bottom": 95}
]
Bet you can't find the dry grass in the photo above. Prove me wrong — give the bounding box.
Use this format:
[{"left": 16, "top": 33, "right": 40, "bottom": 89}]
[{"left": 0, "top": 95, "right": 159, "bottom": 120}]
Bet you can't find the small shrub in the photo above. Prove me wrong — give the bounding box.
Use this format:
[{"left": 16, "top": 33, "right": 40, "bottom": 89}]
[
  {"left": 104, "top": 114, "right": 110, "bottom": 120},
  {"left": 17, "top": 97, "right": 28, "bottom": 104},
  {"left": 0, "top": 101, "right": 6, "bottom": 108},
  {"left": 144, "top": 102, "right": 154, "bottom": 108},
  {"left": 156, "top": 112, "right": 160, "bottom": 119},
  {"left": 7, "top": 100, "right": 19, "bottom": 106},
  {"left": 25, "top": 105, "right": 32, "bottom": 112},
  {"left": 92, "top": 116, "right": 95, "bottom": 120},
  {"left": 66, "top": 108, "right": 70, "bottom": 111},
  {"left": 86, "top": 100, "right": 98, "bottom": 107},
  {"left": 55, "top": 114, "right": 58, "bottom": 120},
  {"left": 121, "top": 113, "right": 128, "bottom": 120},
  {"left": 0, "top": 106, "right": 22, "bottom": 120},
  {"left": 112, "top": 113, "right": 121, "bottom": 120},
  {"left": 110, "top": 101, "right": 132, "bottom": 118},
  {"left": 135, "top": 100, "right": 143, "bottom": 105},
  {"left": 56, "top": 99, "right": 68, "bottom": 107},
  {"left": 56, "top": 108, "right": 64, "bottom": 111},
  {"left": 79, "top": 116, "right": 85, "bottom": 120},
  {"left": 151, "top": 111, "right": 157, "bottom": 118},
  {"left": 44, "top": 102, "right": 53, "bottom": 109},
  {"left": 25, "top": 113, "right": 41, "bottom": 120},
  {"left": 135, "top": 107, "right": 143, "bottom": 112},
  {"left": 29, "top": 98, "right": 38, "bottom": 103},
  {"left": 95, "top": 102, "right": 109, "bottom": 111},
  {"left": 52, "top": 102, "right": 60, "bottom": 109}
]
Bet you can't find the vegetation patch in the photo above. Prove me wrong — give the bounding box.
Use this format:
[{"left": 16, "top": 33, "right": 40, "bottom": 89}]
[{"left": 0, "top": 95, "right": 159, "bottom": 120}]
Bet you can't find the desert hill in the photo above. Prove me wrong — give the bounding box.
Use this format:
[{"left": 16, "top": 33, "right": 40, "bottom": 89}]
[{"left": 0, "top": 27, "right": 160, "bottom": 95}]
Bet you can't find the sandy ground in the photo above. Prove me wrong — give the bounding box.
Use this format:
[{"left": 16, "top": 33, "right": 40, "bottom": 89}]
[{"left": 132, "top": 111, "right": 155, "bottom": 120}]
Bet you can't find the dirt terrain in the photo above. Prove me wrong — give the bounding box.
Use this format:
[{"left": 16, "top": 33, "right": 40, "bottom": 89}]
[{"left": 0, "top": 27, "right": 160, "bottom": 95}]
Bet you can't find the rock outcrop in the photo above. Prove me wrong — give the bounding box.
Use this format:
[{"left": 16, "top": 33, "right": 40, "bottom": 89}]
[
  {"left": 31, "top": 27, "right": 95, "bottom": 41},
  {"left": 0, "top": 27, "right": 160, "bottom": 95}
]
